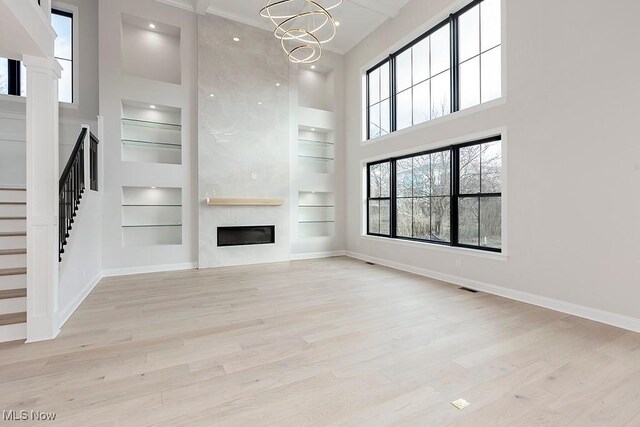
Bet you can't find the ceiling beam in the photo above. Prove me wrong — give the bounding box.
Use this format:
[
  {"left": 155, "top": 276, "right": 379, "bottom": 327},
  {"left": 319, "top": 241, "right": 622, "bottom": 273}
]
[
  {"left": 154, "top": 0, "right": 194, "bottom": 12},
  {"left": 193, "top": 0, "right": 210, "bottom": 15},
  {"left": 345, "top": 0, "right": 399, "bottom": 18},
  {"left": 206, "top": 5, "right": 274, "bottom": 32}
]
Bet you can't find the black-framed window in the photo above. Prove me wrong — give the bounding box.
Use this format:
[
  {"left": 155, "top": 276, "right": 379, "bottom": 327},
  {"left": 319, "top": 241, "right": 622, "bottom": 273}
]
[
  {"left": 456, "top": 138, "right": 502, "bottom": 250},
  {"left": 0, "top": 8, "right": 73, "bottom": 102},
  {"left": 366, "top": 0, "right": 502, "bottom": 140},
  {"left": 367, "top": 61, "right": 391, "bottom": 139},
  {"left": 367, "top": 160, "right": 391, "bottom": 236},
  {"left": 366, "top": 136, "right": 502, "bottom": 252},
  {"left": 458, "top": 0, "right": 502, "bottom": 109}
]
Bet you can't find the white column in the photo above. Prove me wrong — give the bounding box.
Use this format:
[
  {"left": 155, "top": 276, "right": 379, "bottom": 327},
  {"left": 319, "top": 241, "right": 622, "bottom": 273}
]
[
  {"left": 97, "top": 116, "right": 104, "bottom": 193},
  {"left": 23, "top": 55, "right": 62, "bottom": 342},
  {"left": 40, "top": 0, "right": 52, "bottom": 20}
]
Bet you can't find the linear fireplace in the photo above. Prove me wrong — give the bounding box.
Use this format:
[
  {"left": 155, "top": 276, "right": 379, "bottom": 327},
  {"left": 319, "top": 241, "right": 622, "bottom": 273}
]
[{"left": 217, "top": 225, "right": 275, "bottom": 247}]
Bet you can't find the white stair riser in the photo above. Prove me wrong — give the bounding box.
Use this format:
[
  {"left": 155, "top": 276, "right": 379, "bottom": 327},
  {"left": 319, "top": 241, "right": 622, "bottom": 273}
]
[
  {"left": 0, "top": 275, "right": 26, "bottom": 291},
  {"left": 0, "top": 205, "right": 26, "bottom": 216},
  {"left": 0, "top": 322, "right": 26, "bottom": 343},
  {"left": 0, "top": 220, "right": 26, "bottom": 233},
  {"left": 0, "top": 191, "right": 26, "bottom": 203},
  {"left": 0, "top": 236, "right": 26, "bottom": 250},
  {"left": 0, "top": 274, "right": 27, "bottom": 291},
  {"left": 0, "top": 297, "right": 26, "bottom": 315},
  {"left": 0, "top": 254, "right": 26, "bottom": 269}
]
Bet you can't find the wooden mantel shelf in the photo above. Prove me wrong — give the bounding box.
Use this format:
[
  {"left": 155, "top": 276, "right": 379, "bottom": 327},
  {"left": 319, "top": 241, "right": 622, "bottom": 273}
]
[{"left": 206, "top": 198, "right": 284, "bottom": 207}]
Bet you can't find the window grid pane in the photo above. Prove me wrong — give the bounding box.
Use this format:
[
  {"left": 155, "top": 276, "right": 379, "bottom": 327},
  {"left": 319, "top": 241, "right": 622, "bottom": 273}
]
[
  {"left": 367, "top": 161, "right": 392, "bottom": 236},
  {"left": 367, "top": 61, "right": 391, "bottom": 139},
  {"left": 458, "top": 0, "right": 501, "bottom": 112}
]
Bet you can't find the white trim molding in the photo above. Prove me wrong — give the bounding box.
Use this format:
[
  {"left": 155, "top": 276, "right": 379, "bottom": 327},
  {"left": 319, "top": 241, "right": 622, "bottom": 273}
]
[
  {"left": 56, "top": 272, "right": 102, "bottom": 330},
  {"left": 101, "top": 263, "right": 197, "bottom": 278},
  {"left": 346, "top": 251, "right": 640, "bottom": 334},
  {"left": 290, "top": 250, "right": 346, "bottom": 261}
]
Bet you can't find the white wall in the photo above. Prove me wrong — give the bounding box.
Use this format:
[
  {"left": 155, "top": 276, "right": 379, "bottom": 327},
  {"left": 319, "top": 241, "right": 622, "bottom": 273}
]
[
  {"left": 0, "top": 0, "right": 99, "bottom": 187},
  {"left": 298, "top": 68, "right": 334, "bottom": 112},
  {"left": 344, "top": 0, "right": 640, "bottom": 325},
  {"left": 290, "top": 51, "right": 347, "bottom": 258},
  {"left": 197, "top": 15, "right": 291, "bottom": 268},
  {"left": 58, "top": 191, "right": 102, "bottom": 329},
  {"left": 122, "top": 20, "right": 181, "bottom": 85},
  {"left": 99, "top": 0, "right": 197, "bottom": 274}
]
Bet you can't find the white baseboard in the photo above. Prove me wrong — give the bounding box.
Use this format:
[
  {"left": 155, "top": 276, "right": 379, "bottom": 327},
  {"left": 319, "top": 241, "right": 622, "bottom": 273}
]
[
  {"left": 56, "top": 272, "right": 103, "bottom": 330},
  {"left": 290, "top": 250, "right": 346, "bottom": 261},
  {"left": 346, "top": 251, "right": 640, "bottom": 334},
  {"left": 101, "top": 262, "right": 197, "bottom": 278}
]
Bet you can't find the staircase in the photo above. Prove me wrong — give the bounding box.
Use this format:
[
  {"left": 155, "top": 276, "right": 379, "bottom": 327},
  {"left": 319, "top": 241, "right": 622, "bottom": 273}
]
[{"left": 0, "top": 188, "right": 27, "bottom": 343}]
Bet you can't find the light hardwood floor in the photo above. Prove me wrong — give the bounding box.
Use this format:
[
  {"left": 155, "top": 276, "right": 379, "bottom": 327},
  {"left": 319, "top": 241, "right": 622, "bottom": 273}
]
[{"left": 1, "top": 257, "right": 639, "bottom": 426}]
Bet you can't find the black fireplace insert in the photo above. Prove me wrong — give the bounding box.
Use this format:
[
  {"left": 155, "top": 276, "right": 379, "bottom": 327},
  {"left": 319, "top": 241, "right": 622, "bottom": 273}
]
[{"left": 217, "top": 225, "right": 275, "bottom": 247}]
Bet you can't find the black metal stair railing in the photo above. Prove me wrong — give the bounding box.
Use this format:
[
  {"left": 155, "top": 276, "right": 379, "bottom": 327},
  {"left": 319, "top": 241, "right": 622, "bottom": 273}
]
[
  {"left": 89, "top": 132, "right": 99, "bottom": 191},
  {"left": 58, "top": 128, "right": 99, "bottom": 262}
]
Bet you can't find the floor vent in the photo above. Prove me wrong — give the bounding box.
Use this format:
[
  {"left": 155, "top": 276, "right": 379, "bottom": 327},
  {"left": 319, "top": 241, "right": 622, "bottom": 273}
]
[
  {"left": 366, "top": 262, "right": 376, "bottom": 266},
  {"left": 459, "top": 287, "right": 479, "bottom": 293}
]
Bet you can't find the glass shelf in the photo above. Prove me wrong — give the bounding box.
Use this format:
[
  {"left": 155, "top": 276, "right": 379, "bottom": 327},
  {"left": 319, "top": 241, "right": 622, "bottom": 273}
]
[
  {"left": 299, "top": 221, "right": 335, "bottom": 224},
  {"left": 122, "top": 224, "right": 182, "bottom": 228},
  {"left": 299, "top": 155, "right": 334, "bottom": 162},
  {"left": 299, "top": 205, "right": 335, "bottom": 208},
  {"left": 121, "top": 118, "right": 182, "bottom": 130},
  {"left": 122, "top": 205, "right": 182, "bottom": 207},
  {"left": 122, "top": 139, "right": 182, "bottom": 149},
  {"left": 299, "top": 138, "right": 334, "bottom": 146}
]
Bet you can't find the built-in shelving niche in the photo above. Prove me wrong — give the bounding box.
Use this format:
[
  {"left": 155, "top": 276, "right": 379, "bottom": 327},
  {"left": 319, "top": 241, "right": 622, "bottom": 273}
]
[
  {"left": 121, "top": 14, "right": 181, "bottom": 84},
  {"left": 122, "top": 186, "right": 182, "bottom": 246},
  {"left": 298, "top": 127, "right": 334, "bottom": 174},
  {"left": 121, "top": 100, "right": 182, "bottom": 165},
  {"left": 298, "top": 191, "right": 335, "bottom": 238}
]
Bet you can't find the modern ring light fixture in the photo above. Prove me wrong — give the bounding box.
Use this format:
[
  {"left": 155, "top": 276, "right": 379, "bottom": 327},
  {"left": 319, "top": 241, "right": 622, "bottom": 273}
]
[{"left": 260, "top": 0, "right": 342, "bottom": 64}]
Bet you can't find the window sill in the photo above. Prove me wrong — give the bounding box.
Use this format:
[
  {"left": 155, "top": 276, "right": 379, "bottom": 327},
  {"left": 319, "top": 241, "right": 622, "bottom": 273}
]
[
  {"left": 60, "top": 101, "right": 79, "bottom": 110},
  {"left": 360, "top": 234, "right": 508, "bottom": 262},
  {"left": 0, "top": 94, "right": 78, "bottom": 109},
  {"left": 362, "top": 96, "right": 507, "bottom": 146}
]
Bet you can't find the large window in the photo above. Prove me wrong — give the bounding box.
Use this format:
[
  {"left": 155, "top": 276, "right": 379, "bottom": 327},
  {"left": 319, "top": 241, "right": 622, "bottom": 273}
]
[
  {"left": 366, "top": 136, "right": 502, "bottom": 252},
  {"left": 0, "top": 8, "right": 73, "bottom": 103},
  {"left": 366, "top": 0, "right": 501, "bottom": 140}
]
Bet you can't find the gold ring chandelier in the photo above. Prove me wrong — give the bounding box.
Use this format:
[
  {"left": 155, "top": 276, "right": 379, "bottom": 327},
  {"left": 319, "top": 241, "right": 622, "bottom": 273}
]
[{"left": 260, "top": 0, "right": 342, "bottom": 64}]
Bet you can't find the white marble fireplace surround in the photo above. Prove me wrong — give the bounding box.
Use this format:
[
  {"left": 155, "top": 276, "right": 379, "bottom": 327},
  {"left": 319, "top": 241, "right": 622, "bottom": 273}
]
[{"left": 197, "top": 14, "right": 291, "bottom": 268}]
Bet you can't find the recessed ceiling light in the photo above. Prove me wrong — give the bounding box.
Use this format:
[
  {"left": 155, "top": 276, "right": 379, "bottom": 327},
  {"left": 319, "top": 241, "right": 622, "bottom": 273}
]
[
  {"left": 209, "top": 93, "right": 215, "bottom": 97},
  {"left": 233, "top": 37, "right": 240, "bottom": 42},
  {"left": 311, "top": 128, "right": 316, "bottom": 131},
  {"left": 149, "top": 23, "right": 156, "bottom": 29},
  {"left": 311, "top": 65, "right": 316, "bottom": 69},
  {"left": 150, "top": 186, "right": 156, "bottom": 189},
  {"left": 335, "top": 21, "right": 341, "bottom": 27},
  {"left": 276, "top": 83, "right": 281, "bottom": 87},
  {"left": 150, "top": 105, "right": 156, "bottom": 109},
  {"left": 257, "top": 101, "right": 263, "bottom": 105}
]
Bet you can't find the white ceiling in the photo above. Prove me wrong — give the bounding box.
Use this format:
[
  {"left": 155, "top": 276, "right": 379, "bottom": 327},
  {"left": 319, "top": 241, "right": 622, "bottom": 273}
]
[{"left": 156, "top": 0, "right": 412, "bottom": 54}]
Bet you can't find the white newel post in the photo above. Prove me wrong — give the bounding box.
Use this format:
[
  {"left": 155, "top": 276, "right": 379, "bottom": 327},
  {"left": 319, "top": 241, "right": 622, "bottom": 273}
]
[
  {"left": 97, "top": 116, "right": 104, "bottom": 192},
  {"left": 23, "top": 55, "right": 62, "bottom": 342}
]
